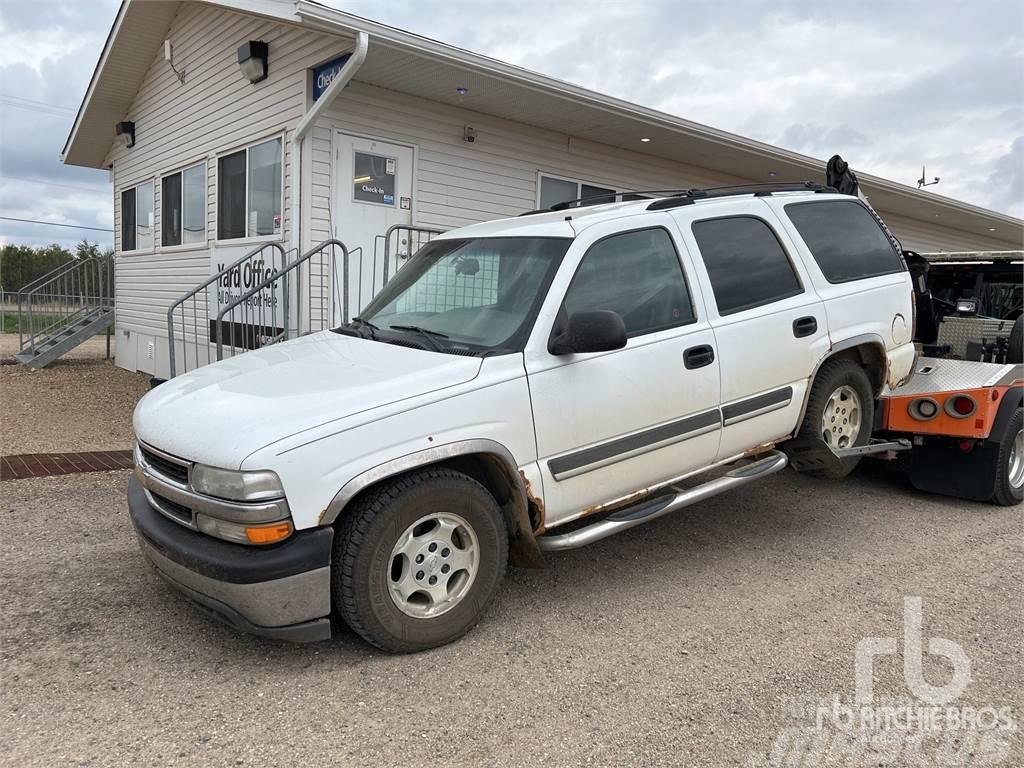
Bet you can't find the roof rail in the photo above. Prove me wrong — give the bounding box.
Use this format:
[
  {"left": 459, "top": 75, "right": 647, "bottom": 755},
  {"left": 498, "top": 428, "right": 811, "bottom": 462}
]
[
  {"left": 646, "top": 182, "right": 832, "bottom": 211},
  {"left": 519, "top": 188, "right": 700, "bottom": 216}
]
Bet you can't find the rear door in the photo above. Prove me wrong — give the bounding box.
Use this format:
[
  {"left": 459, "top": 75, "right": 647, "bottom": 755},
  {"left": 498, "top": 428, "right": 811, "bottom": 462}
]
[
  {"left": 525, "top": 217, "right": 720, "bottom": 528},
  {"left": 676, "top": 200, "right": 831, "bottom": 460}
]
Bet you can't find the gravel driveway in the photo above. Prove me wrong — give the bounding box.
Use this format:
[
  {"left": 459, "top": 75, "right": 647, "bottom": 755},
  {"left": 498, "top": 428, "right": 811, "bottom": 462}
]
[{"left": 2, "top": 464, "right": 1020, "bottom": 767}]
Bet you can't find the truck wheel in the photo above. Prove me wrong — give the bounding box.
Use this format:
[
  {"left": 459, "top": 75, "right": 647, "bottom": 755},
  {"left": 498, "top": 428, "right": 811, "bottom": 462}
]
[
  {"left": 334, "top": 467, "right": 508, "bottom": 653},
  {"left": 991, "top": 408, "right": 1023, "bottom": 506},
  {"left": 797, "top": 357, "right": 875, "bottom": 479},
  {"left": 1007, "top": 317, "right": 1022, "bottom": 364}
]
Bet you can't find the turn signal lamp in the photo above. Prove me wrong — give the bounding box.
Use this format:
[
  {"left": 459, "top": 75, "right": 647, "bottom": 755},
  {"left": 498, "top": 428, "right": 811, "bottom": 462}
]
[{"left": 245, "top": 521, "right": 294, "bottom": 545}]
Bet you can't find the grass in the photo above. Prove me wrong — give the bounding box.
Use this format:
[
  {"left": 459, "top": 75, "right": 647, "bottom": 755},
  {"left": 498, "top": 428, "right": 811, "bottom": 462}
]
[{"left": 1, "top": 311, "right": 69, "bottom": 335}]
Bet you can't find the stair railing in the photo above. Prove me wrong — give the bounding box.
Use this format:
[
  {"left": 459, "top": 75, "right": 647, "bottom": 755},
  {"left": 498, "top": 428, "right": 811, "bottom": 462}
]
[
  {"left": 215, "top": 239, "right": 350, "bottom": 362},
  {"left": 167, "top": 242, "right": 289, "bottom": 378},
  {"left": 373, "top": 224, "right": 444, "bottom": 287},
  {"left": 17, "top": 255, "right": 113, "bottom": 356}
]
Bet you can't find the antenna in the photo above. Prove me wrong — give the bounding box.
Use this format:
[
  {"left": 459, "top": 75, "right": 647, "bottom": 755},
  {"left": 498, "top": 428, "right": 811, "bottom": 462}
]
[{"left": 917, "top": 164, "right": 940, "bottom": 189}]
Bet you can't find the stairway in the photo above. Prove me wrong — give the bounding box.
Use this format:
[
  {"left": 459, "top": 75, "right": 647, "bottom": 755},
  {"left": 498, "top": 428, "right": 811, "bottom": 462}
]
[
  {"left": 15, "top": 306, "right": 114, "bottom": 369},
  {"left": 15, "top": 255, "right": 115, "bottom": 369}
]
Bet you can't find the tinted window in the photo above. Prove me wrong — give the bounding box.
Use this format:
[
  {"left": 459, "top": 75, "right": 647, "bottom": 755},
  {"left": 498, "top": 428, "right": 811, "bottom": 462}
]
[
  {"left": 785, "top": 200, "right": 904, "bottom": 283},
  {"left": 217, "top": 150, "right": 246, "bottom": 239},
  {"left": 563, "top": 228, "right": 694, "bottom": 337},
  {"left": 692, "top": 217, "right": 802, "bottom": 315},
  {"left": 120, "top": 188, "right": 136, "bottom": 251},
  {"left": 161, "top": 172, "right": 182, "bottom": 247}
]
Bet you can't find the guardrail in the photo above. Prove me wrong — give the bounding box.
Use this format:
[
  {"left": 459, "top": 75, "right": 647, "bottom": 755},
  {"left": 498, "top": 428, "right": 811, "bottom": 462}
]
[{"left": 166, "top": 243, "right": 289, "bottom": 378}]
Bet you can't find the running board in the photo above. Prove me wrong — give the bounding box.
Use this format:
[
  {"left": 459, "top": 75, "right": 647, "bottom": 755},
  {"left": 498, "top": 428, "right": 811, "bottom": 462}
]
[{"left": 537, "top": 451, "right": 789, "bottom": 551}]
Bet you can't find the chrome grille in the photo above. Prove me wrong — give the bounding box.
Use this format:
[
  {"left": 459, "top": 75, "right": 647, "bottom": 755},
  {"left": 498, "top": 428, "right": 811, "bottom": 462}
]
[{"left": 139, "top": 444, "right": 189, "bottom": 485}]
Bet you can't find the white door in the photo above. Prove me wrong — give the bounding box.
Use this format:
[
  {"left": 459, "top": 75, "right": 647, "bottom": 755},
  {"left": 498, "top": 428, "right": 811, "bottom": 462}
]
[
  {"left": 334, "top": 133, "right": 414, "bottom": 321},
  {"left": 525, "top": 218, "right": 721, "bottom": 528}
]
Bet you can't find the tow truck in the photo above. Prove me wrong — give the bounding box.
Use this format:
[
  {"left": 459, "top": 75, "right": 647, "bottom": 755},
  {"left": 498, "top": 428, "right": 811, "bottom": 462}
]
[{"left": 813, "top": 156, "right": 1022, "bottom": 506}]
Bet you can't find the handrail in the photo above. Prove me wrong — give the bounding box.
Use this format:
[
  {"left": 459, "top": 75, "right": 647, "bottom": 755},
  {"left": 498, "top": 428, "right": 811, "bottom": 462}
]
[
  {"left": 18, "top": 255, "right": 113, "bottom": 355},
  {"left": 381, "top": 224, "right": 444, "bottom": 283},
  {"left": 167, "top": 242, "right": 288, "bottom": 377},
  {"left": 215, "top": 239, "right": 349, "bottom": 361}
]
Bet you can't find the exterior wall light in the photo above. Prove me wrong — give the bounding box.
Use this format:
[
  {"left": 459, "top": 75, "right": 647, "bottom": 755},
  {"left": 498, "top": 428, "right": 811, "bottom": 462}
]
[
  {"left": 237, "top": 40, "right": 269, "bottom": 84},
  {"left": 116, "top": 121, "right": 135, "bottom": 148}
]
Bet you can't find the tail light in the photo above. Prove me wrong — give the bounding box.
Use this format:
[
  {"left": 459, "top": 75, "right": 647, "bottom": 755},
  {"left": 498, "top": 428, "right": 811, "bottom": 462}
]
[
  {"left": 944, "top": 394, "right": 977, "bottom": 419},
  {"left": 910, "top": 289, "right": 917, "bottom": 340},
  {"left": 908, "top": 397, "right": 939, "bottom": 420}
]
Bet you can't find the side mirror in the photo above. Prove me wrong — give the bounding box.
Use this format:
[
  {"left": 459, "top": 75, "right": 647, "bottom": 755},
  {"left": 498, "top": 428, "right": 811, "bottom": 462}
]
[{"left": 550, "top": 310, "right": 627, "bottom": 355}]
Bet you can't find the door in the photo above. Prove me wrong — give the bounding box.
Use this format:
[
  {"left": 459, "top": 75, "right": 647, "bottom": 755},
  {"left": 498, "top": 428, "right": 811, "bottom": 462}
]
[
  {"left": 334, "top": 133, "right": 414, "bottom": 321},
  {"left": 525, "top": 219, "right": 721, "bottom": 528},
  {"left": 677, "top": 201, "right": 830, "bottom": 460}
]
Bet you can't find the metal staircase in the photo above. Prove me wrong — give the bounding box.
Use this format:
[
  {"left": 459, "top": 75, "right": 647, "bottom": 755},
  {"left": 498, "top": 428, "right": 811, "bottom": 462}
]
[{"left": 15, "top": 256, "right": 114, "bottom": 369}]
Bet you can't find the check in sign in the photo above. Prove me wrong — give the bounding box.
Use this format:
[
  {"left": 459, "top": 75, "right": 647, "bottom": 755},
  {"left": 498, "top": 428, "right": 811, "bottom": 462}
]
[{"left": 311, "top": 54, "right": 352, "bottom": 101}]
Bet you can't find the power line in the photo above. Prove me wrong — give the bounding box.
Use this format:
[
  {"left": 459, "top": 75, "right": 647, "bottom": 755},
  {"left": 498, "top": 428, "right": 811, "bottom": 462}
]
[
  {"left": 0, "top": 94, "right": 76, "bottom": 113},
  {"left": 1, "top": 174, "right": 110, "bottom": 194},
  {"left": 0, "top": 216, "right": 112, "bottom": 233}
]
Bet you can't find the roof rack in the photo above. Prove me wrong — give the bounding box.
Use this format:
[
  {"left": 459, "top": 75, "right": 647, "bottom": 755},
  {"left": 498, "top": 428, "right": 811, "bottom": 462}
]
[
  {"left": 646, "top": 182, "right": 833, "bottom": 211},
  {"left": 518, "top": 189, "right": 698, "bottom": 216}
]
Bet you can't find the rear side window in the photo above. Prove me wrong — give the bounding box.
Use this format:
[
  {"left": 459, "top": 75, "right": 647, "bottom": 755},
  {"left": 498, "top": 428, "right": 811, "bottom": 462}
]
[
  {"left": 563, "top": 227, "right": 695, "bottom": 337},
  {"left": 691, "top": 216, "right": 802, "bottom": 315},
  {"left": 785, "top": 200, "right": 904, "bottom": 283}
]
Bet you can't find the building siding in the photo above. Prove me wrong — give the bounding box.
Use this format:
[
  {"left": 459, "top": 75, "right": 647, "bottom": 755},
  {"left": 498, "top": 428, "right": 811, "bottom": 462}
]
[{"left": 101, "top": 1, "right": 1014, "bottom": 378}]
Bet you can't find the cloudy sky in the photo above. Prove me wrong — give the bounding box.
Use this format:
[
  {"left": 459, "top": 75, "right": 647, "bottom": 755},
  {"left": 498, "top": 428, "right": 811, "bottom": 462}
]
[{"left": 0, "top": 0, "right": 1021, "bottom": 251}]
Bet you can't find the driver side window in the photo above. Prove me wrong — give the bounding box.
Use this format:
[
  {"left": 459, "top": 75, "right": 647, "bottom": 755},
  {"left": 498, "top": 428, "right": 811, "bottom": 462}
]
[{"left": 561, "top": 227, "right": 695, "bottom": 337}]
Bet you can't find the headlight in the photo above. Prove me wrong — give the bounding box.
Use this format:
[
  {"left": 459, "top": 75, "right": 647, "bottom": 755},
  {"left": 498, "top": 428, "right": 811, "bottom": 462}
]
[{"left": 191, "top": 465, "right": 284, "bottom": 501}]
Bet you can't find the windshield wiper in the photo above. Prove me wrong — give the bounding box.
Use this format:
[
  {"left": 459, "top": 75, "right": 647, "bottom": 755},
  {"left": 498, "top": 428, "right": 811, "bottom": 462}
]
[
  {"left": 348, "top": 316, "right": 380, "bottom": 339},
  {"left": 387, "top": 324, "right": 449, "bottom": 352}
]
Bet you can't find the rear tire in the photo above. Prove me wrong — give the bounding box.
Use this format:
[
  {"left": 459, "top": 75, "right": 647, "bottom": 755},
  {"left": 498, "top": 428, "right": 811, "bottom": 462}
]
[
  {"left": 333, "top": 467, "right": 508, "bottom": 653},
  {"left": 991, "top": 408, "right": 1023, "bottom": 506},
  {"left": 796, "top": 358, "right": 876, "bottom": 480}
]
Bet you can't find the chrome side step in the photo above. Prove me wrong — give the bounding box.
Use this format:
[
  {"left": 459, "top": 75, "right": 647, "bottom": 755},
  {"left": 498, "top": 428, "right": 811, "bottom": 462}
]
[{"left": 537, "top": 450, "right": 789, "bottom": 551}]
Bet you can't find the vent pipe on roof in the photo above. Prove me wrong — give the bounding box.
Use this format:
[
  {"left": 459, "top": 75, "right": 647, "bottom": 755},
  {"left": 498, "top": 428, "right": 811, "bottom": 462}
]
[{"left": 289, "top": 30, "right": 368, "bottom": 321}]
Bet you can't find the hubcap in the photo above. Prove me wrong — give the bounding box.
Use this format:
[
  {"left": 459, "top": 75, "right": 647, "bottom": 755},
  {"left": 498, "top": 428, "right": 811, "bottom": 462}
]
[
  {"left": 387, "top": 512, "right": 479, "bottom": 618},
  {"left": 1009, "top": 429, "right": 1024, "bottom": 490},
  {"left": 821, "top": 385, "right": 862, "bottom": 450}
]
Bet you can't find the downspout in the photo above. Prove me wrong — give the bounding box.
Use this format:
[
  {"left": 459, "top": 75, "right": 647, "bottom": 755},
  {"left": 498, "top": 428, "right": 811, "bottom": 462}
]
[{"left": 288, "top": 30, "right": 368, "bottom": 330}]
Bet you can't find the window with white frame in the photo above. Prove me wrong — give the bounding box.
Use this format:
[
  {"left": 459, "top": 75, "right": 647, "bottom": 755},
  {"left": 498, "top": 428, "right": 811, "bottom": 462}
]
[
  {"left": 162, "top": 162, "right": 206, "bottom": 247},
  {"left": 217, "top": 137, "right": 282, "bottom": 240},
  {"left": 120, "top": 180, "right": 154, "bottom": 252},
  {"left": 539, "top": 175, "right": 616, "bottom": 209}
]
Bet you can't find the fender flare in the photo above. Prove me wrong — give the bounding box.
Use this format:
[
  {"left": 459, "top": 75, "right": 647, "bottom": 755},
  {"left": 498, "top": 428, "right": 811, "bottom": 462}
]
[
  {"left": 318, "top": 439, "right": 544, "bottom": 567},
  {"left": 793, "top": 333, "right": 889, "bottom": 430},
  {"left": 987, "top": 384, "right": 1023, "bottom": 444}
]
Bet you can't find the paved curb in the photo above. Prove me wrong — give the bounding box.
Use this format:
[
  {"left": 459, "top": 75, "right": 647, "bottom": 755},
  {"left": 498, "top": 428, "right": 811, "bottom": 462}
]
[{"left": 1, "top": 450, "right": 133, "bottom": 480}]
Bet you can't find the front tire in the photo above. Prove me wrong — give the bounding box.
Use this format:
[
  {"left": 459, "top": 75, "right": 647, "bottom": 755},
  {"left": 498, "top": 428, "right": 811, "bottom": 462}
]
[
  {"left": 796, "top": 357, "right": 876, "bottom": 479},
  {"left": 334, "top": 467, "right": 508, "bottom": 653}
]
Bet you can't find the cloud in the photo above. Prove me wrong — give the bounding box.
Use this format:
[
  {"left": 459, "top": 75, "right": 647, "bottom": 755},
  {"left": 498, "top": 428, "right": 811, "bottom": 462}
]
[{"left": 0, "top": 0, "right": 1020, "bottom": 253}]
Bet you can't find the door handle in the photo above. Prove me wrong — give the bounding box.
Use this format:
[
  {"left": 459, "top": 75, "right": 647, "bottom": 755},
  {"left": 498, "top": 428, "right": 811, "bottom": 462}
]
[
  {"left": 793, "top": 316, "right": 818, "bottom": 338},
  {"left": 684, "top": 344, "right": 715, "bottom": 369}
]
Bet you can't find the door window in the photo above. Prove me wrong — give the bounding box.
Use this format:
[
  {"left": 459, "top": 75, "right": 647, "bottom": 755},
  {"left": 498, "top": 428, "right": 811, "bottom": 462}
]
[
  {"left": 353, "top": 151, "right": 397, "bottom": 206},
  {"left": 784, "top": 200, "right": 904, "bottom": 283},
  {"left": 691, "top": 216, "right": 802, "bottom": 315},
  {"left": 561, "top": 227, "right": 695, "bottom": 337}
]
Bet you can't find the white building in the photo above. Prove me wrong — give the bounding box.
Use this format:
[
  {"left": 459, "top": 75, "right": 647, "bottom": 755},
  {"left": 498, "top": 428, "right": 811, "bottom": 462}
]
[{"left": 62, "top": 0, "right": 1023, "bottom": 378}]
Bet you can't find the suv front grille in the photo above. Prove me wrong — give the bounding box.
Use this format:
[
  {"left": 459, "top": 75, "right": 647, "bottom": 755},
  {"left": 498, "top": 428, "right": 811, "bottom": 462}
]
[
  {"left": 139, "top": 444, "right": 189, "bottom": 485},
  {"left": 150, "top": 493, "right": 193, "bottom": 526}
]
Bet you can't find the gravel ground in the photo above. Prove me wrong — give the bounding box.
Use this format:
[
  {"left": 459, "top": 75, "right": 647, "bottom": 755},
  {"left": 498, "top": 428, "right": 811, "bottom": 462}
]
[
  {"left": 1, "top": 465, "right": 1020, "bottom": 767},
  {"left": 0, "top": 335, "right": 148, "bottom": 455}
]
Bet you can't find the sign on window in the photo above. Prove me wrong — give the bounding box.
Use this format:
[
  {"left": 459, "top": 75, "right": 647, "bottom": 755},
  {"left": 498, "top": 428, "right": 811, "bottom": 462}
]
[{"left": 353, "top": 151, "right": 396, "bottom": 206}]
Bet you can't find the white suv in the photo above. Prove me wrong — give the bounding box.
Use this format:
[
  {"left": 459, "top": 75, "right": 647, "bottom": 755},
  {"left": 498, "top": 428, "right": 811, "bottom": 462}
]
[{"left": 130, "top": 183, "right": 916, "bottom": 651}]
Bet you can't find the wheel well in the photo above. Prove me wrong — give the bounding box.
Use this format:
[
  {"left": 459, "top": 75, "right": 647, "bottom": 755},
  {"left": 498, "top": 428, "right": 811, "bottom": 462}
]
[
  {"left": 827, "top": 343, "right": 886, "bottom": 395},
  {"left": 336, "top": 453, "right": 545, "bottom": 568}
]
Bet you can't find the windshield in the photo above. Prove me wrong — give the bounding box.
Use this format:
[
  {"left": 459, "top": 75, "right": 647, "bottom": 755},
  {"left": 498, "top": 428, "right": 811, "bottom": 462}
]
[{"left": 354, "top": 237, "right": 571, "bottom": 353}]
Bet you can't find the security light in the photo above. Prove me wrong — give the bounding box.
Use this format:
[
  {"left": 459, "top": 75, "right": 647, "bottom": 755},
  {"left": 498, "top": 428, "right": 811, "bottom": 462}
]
[
  {"left": 116, "top": 121, "right": 135, "bottom": 148},
  {"left": 237, "top": 40, "right": 269, "bottom": 84}
]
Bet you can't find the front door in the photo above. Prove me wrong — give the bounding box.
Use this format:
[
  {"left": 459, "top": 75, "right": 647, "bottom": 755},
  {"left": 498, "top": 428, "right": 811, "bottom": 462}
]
[
  {"left": 525, "top": 218, "right": 722, "bottom": 528},
  {"left": 334, "top": 133, "right": 414, "bottom": 321}
]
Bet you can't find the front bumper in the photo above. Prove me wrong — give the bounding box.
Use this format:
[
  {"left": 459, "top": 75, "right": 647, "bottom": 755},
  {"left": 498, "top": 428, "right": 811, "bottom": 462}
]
[{"left": 128, "top": 474, "right": 333, "bottom": 642}]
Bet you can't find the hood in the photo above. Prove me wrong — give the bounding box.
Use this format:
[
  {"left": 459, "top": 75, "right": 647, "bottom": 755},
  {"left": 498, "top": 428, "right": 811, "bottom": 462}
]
[{"left": 134, "top": 331, "right": 482, "bottom": 468}]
